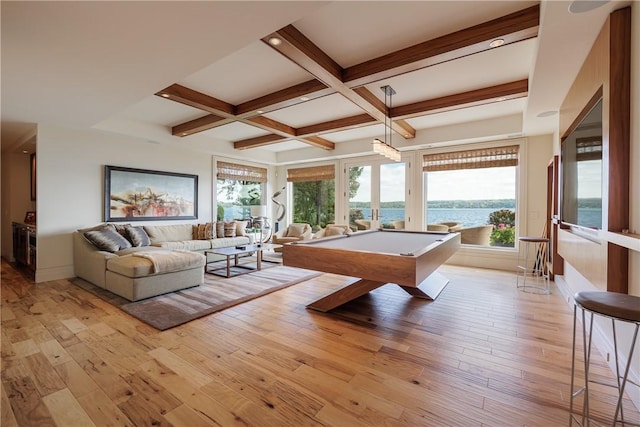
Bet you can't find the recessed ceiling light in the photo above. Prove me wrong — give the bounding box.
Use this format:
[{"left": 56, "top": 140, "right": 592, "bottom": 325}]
[
  {"left": 257, "top": 110, "right": 264, "bottom": 114},
  {"left": 268, "top": 37, "right": 282, "bottom": 46},
  {"left": 181, "top": 133, "right": 187, "bottom": 136},
  {"left": 496, "top": 97, "right": 507, "bottom": 102},
  {"left": 161, "top": 93, "right": 170, "bottom": 98},
  {"left": 569, "top": 0, "right": 609, "bottom": 14},
  {"left": 22, "top": 150, "right": 29, "bottom": 154},
  {"left": 489, "top": 39, "right": 505, "bottom": 48},
  {"left": 537, "top": 110, "right": 558, "bottom": 118},
  {"left": 300, "top": 96, "right": 309, "bottom": 101}
]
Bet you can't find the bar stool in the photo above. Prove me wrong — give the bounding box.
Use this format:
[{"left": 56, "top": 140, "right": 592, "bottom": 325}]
[
  {"left": 516, "top": 236, "right": 550, "bottom": 294},
  {"left": 570, "top": 291, "right": 640, "bottom": 426}
]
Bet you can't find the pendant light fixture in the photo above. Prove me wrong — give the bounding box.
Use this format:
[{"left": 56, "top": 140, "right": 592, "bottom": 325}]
[{"left": 372, "top": 85, "right": 401, "bottom": 162}]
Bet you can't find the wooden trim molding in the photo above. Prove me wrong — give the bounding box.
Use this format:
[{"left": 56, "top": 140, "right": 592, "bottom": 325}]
[
  {"left": 606, "top": 6, "right": 631, "bottom": 294},
  {"left": 559, "top": 6, "right": 631, "bottom": 294}
]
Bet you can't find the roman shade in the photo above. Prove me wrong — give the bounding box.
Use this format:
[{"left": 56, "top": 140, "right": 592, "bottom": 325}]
[
  {"left": 287, "top": 165, "right": 335, "bottom": 182},
  {"left": 422, "top": 145, "right": 519, "bottom": 172},
  {"left": 217, "top": 161, "right": 267, "bottom": 183}
]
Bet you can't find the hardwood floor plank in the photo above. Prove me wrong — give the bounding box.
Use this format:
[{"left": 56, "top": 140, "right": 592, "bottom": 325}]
[
  {"left": 76, "top": 388, "right": 134, "bottom": 427},
  {"left": 64, "top": 341, "right": 133, "bottom": 404},
  {"left": 1, "top": 382, "right": 19, "bottom": 427},
  {"left": 3, "top": 376, "right": 56, "bottom": 426},
  {"left": 42, "top": 388, "right": 96, "bottom": 427},
  {"left": 52, "top": 359, "right": 100, "bottom": 398},
  {"left": 163, "top": 404, "right": 218, "bottom": 427},
  {"left": 24, "top": 352, "right": 66, "bottom": 396}
]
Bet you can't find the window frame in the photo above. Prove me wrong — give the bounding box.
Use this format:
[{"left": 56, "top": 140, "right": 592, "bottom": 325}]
[
  {"left": 214, "top": 159, "right": 268, "bottom": 221},
  {"left": 420, "top": 139, "right": 526, "bottom": 251}
]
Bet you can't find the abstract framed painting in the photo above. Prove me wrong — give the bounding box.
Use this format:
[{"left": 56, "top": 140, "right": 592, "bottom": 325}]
[{"left": 104, "top": 165, "right": 198, "bottom": 222}]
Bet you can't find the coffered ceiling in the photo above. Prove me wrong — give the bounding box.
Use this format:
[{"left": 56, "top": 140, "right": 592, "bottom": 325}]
[{"left": 1, "top": 1, "right": 629, "bottom": 163}]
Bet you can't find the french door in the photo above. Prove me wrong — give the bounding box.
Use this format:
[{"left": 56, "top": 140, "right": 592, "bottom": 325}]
[{"left": 345, "top": 159, "right": 406, "bottom": 231}]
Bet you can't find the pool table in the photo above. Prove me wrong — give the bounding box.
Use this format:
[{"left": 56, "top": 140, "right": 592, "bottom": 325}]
[{"left": 282, "top": 229, "right": 460, "bottom": 312}]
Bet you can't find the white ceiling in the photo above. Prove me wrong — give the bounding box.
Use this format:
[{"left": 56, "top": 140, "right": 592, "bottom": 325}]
[{"left": 1, "top": 1, "right": 630, "bottom": 162}]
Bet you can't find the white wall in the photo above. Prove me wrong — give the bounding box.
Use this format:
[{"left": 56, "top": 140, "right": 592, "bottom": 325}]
[{"left": 35, "top": 125, "right": 214, "bottom": 282}]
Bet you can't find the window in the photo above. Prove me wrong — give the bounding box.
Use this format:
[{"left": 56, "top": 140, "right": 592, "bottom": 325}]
[
  {"left": 288, "top": 165, "right": 335, "bottom": 231},
  {"left": 423, "top": 145, "right": 519, "bottom": 247},
  {"left": 216, "top": 161, "right": 267, "bottom": 221}
]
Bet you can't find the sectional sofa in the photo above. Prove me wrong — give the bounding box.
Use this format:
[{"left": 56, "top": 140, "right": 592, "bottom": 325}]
[{"left": 73, "top": 221, "right": 251, "bottom": 301}]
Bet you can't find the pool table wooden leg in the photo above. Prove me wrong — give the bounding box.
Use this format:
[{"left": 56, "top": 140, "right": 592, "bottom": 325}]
[
  {"left": 306, "top": 279, "right": 385, "bottom": 312},
  {"left": 399, "top": 271, "right": 450, "bottom": 300}
]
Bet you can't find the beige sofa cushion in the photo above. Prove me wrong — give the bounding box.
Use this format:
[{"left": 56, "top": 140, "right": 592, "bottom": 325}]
[
  {"left": 144, "top": 224, "right": 193, "bottom": 244},
  {"left": 210, "top": 236, "right": 251, "bottom": 248},
  {"left": 153, "top": 240, "right": 212, "bottom": 251},
  {"left": 107, "top": 252, "right": 205, "bottom": 278}
]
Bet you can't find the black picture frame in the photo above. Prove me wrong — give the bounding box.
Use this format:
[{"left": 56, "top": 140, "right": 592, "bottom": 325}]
[{"left": 104, "top": 165, "right": 198, "bottom": 222}]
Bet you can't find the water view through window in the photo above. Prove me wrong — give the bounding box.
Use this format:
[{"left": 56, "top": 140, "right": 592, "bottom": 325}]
[{"left": 425, "top": 166, "right": 517, "bottom": 247}]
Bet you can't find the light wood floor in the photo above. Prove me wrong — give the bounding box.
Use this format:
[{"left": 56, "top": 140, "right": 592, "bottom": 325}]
[{"left": 2, "top": 260, "right": 638, "bottom": 426}]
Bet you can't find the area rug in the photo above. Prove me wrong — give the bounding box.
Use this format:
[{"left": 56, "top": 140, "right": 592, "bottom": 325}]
[{"left": 72, "top": 265, "right": 320, "bottom": 330}]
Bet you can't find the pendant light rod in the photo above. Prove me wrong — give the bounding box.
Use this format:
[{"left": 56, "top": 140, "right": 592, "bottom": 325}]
[{"left": 371, "top": 85, "right": 401, "bottom": 162}]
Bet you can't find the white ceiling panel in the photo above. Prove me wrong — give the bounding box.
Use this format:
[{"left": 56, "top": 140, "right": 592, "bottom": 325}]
[
  {"left": 407, "top": 98, "right": 527, "bottom": 129},
  {"left": 202, "top": 121, "right": 271, "bottom": 141},
  {"left": 181, "top": 41, "right": 313, "bottom": 105},
  {"left": 263, "top": 93, "right": 365, "bottom": 127}
]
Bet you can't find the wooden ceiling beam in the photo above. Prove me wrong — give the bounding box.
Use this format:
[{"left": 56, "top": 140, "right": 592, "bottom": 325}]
[
  {"left": 392, "top": 79, "right": 529, "bottom": 119},
  {"left": 234, "top": 134, "right": 287, "bottom": 150},
  {"left": 156, "top": 84, "right": 235, "bottom": 115},
  {"left": 236, "top": 79, "right": 331, "bottom": 116},
  {"left": 157, "top": 84, "right": 335, "bottom": 149},
  {"left": 245, "top": 115, "right": 335, "bottom": 150},
  {"left": 297, "top": 113, "right": 376, "bottom": 137},
  {"left": 172, "top": 114, "right": 232, "bottom": 137},
  {"left": 263, "top": 25, "right": 416, "bottom": 139},
  {"left": 343, "top": 5, "right": 540, "bottom": 86}
]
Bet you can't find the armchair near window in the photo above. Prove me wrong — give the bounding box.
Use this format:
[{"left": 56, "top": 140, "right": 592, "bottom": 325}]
[
  {"left": 354, "top": 219, "right": 371, "bottom": 230},
  {"left": 459, "top": 225, "right": 494, "bottom": 246},
  {"left": 314, "top": 224, "right": 353, "bottom": 239},
  {"left": 437, "top": 221, "right": 463, "bottom": 232},
  {"left": 427, "top": 224, "right": 450, "bottom": 232},
  {"left": 271, "top": 223, "right": 312, "bottom": 252}
]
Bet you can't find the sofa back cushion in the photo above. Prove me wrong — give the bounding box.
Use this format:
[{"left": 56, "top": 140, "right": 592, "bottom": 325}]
[{"left": 143, "top": 224, "right": 193, "bottom": 243}]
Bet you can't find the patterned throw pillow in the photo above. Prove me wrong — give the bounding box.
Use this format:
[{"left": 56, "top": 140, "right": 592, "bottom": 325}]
[
  {"left": 224, "top": 221, "right": 236, "bottom": 237},
  {"left": 125, "top": 225, "right": 150, "bottom": 247},
  {"left": 84, "top": 224, "right": 132, "bottom": 252},
  {"left": 216, "top": 221, "right": 225, "bottom": 238},
  {"left": 192, "top": 223, "right": 215, "bottom": 240}
]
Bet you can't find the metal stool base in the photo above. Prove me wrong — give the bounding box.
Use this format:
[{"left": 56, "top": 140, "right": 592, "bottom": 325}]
[
  {"left": 516, "top": 237, "right": 550, "bottom": 295},
  {"left": 569, "top": 291, "right": 640, "bottom": 426}
]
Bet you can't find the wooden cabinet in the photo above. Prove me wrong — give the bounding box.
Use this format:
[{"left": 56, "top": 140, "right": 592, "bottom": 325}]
[{"left": 12, "top": 222, "right": 36, "bottom": 271}]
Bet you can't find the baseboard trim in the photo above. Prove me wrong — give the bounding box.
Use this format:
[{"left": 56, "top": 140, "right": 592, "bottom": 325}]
[{"left": 35, "top": 265, "right": 75, "bottom": 283}]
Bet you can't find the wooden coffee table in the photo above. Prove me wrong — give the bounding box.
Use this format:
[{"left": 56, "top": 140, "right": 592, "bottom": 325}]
[{"left": 205, "top": 243, "right": 281, "bottom": 278}]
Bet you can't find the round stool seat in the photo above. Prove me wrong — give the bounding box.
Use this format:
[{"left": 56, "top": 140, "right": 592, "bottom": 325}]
[
  {"left": 519, "top": 236, "right": 549, "bottom": 243},
  {"left": 574, "top": 291, "right": 640, "bottom": 322}
]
